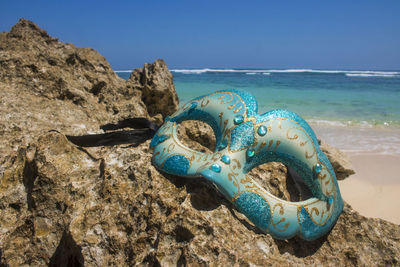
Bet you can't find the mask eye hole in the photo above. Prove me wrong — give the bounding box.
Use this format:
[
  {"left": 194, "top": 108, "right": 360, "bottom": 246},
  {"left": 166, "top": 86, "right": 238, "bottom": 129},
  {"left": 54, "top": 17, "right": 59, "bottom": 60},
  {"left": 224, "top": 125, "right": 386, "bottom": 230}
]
[
  {"left": 247, "top": 162, "right": 312, "bottom": 201},
  {"left": 177, "top": 120, "right": 216, "bottom": 153}
]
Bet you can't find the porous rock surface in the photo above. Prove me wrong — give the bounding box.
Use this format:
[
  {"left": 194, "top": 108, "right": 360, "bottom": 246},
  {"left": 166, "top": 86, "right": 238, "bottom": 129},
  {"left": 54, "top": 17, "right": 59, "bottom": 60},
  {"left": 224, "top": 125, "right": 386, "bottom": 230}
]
[
  {"left": 0, "top": 19, "right": 177, "bottom": 159},
  {"left": 128, "top": 59, "right": 179, "bottom": 118},
  {"left": 1, "top": 19, "right": 399, "bottom": 267}
]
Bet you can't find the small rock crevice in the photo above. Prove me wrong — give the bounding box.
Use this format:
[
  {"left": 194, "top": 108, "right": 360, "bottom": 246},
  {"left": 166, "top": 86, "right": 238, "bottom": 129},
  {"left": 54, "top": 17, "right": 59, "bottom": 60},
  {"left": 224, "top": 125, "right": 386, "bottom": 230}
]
[
  {"left": 0, "top": 248, "right": 9, "bottom": 267},
  {"left": 66, "top": 53, "right": 93, "bottom": 70},
  {"left": 142, "top": 253, "right": 161, "bottom": 267},
  {"left": 90, "top": 81, "right": 106, "bottom": 96},
  {"left": 22, "top": 158, "right": 38, "bottom": 210},
  {"left": 177, "top": 250, "right": 187, "bottom": 267},
  {"left": 174, "top": 225, "right": 195, "bottom": 243}
]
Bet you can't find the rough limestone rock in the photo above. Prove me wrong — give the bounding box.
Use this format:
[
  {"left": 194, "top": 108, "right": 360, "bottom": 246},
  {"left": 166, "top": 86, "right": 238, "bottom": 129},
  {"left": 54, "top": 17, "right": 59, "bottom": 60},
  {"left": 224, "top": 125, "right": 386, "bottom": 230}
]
[
  {"left": 128, "top": 59, "right": 179, "bottom": 118},
  {"left": 0, "top": 19, "right": 148, "bottom": 119},
  {"left": 0, "top": 19, "right": 175, "bottom": 159},
  {"left": 1, "top": 19, "right": 400, "bottom": 266}
]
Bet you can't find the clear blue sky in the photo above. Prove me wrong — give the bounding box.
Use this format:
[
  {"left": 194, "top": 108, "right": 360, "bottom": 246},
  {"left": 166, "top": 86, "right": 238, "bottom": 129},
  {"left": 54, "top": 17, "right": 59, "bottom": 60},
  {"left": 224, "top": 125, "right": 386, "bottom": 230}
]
[{"left": 1, "top": 0, "right": 399, "bottom": 70}]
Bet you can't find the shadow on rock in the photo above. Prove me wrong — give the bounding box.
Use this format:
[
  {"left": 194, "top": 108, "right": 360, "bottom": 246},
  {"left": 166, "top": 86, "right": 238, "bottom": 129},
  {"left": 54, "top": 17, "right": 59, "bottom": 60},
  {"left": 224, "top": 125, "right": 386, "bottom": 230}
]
[
  {"left": 274, "top": 234, "right": 328, "bottom": 257},
  {"left": 227, "top": 207, "right": 265, "bottom": 235},
  {"left": 49, "top": 231, "right": 85, "bottom": 267},
  {"left": 162, "top": 172, "right": 267, "bottom": 235},
  {"left": 162, "top": 172, "right": 228, "bottom": 211}
]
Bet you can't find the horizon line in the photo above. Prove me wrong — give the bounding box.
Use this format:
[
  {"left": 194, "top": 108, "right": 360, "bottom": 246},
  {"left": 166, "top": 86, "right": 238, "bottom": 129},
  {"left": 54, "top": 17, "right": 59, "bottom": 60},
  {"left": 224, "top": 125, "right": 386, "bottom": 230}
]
[{"left": 115, "top": 68, "right": 400, "bottom": 72}]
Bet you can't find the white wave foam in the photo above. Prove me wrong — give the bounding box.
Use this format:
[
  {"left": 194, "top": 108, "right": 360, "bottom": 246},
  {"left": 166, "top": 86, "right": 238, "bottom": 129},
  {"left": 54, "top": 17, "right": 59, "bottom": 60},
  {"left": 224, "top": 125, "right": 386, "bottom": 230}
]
[
  {"left": 311, "top": 123, "right": 400, "bottom": 156},
  {"left": 267, "top": 69, "right": 400, "bottom": 75},
  {"left": 345, "top": 73, "right": 398, "bottom": 77},
  {"left": 170, "top": 68, "right": 400, "bottom": 76},
  {"left": 344, "top": 70, "right": 400, "bottom": 75},
  {"left": 115, "top": 70, "right": 133, "bottom": 73},
  {"left": 268, "top": 69, "right": 323, "bottom": 73},
  {"left": 172, "top": 68, "right": 237, "bottom": 74},
  {"left": 307, "top": 119, "right": 399, "bottom": 128},
  {"left": 244, "top": 72, "right": 271, "bottom": 75},
  {"left": 307, "top": 119, "right": 349, "bottom": 127}
]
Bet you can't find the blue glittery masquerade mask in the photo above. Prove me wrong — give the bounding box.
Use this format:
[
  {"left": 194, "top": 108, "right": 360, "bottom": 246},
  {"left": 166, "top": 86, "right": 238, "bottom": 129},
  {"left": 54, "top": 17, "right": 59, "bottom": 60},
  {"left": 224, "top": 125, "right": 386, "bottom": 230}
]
[{"left": 150, "top": 89, "right": 344, "bottom": 241}]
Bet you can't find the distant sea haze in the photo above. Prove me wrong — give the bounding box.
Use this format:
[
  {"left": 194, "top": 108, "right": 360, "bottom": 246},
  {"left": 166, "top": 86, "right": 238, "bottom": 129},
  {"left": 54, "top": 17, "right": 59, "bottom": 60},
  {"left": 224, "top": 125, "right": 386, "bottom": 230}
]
[{"left": 116, "top": 68, "right": 400, "bottom": 127}]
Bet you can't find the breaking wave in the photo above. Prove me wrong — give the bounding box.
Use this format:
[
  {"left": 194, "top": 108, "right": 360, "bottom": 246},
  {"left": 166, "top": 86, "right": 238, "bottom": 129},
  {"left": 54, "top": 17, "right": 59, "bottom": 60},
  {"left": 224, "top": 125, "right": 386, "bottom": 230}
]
[{"left": 169, "top": 68, "right": 400, "bottom": 77}]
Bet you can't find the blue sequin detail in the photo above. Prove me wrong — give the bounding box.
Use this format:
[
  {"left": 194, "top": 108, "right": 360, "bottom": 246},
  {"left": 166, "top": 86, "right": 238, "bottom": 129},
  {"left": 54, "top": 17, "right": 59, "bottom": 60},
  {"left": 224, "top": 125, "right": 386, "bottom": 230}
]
[
  {"left": 163, "top": 155, "right": 190, "bottom": 176},
  {"left": 246, "top": 148, "right": 255, "bottom": 158},
  {"left": 150, "top": 134, "right": 170, "bottom": 148},
  {"left": 221, "top": 155, "right": 231, "bottom": 164},
  {"left": 210, "top": 163, "right": 221, "bottom": 173},
  {"left": 257, "top": 125, "right": 267, "bottom": 136},
  {"left": 188, "top": 102, "right": 198, "bottom": 113},
  {"left": 235, "top": 192, "right": 270, "bottom": 231},
  {"left": 315, "top": 163, "right": 322, "bottom": 174},
  {"left": 233, "top": 115, "right": 244, "bottom": 125},
  {"left": 230, "top": 121, "right": 254, "bottom": 151}
]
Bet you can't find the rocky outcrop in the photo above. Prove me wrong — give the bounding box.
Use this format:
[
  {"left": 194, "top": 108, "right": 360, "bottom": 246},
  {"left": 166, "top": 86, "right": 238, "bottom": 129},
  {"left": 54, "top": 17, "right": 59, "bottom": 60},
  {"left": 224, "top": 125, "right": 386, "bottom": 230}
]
[
  {"left": 0, "top": 19, "right": 147, "bottom": 118},
  {"left": 1, "top": 19, "right": 399, "bottom": 266},
  {"left": 128, "top": 59, "right": 179, "bottom": 118},
  {"left": 0, "top": 19, "right": 176, "bottom": 159}
]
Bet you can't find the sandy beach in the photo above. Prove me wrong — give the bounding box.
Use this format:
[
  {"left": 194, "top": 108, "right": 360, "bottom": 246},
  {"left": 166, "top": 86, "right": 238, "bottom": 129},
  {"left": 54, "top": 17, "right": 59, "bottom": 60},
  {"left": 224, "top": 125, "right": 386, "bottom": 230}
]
[
  {"left": 313, "top": 124, "right": 400, "bottom": 224},
  {"left": 339, "top": 154, "right": 400, "bottom": 224}
]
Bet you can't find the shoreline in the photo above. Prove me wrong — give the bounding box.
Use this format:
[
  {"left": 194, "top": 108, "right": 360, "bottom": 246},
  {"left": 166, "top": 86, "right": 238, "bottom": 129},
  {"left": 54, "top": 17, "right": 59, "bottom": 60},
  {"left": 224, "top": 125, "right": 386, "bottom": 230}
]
[
  {"left": 312, "top": 124, "right": 400, "bottom": 224},
  {"left": 311, "top": 122, "right": 400, "bottom": 156}
]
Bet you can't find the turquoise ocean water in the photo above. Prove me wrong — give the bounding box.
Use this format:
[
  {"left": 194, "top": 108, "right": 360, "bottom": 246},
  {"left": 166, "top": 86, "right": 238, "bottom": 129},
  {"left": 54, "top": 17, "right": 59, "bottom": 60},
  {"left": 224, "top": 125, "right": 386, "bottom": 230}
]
[
  {"left": 116, "top": 69, "right": 400, "bottom": 155},
  {"left": 117, "top": 69, "right": 400, "bottom": 127}
]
